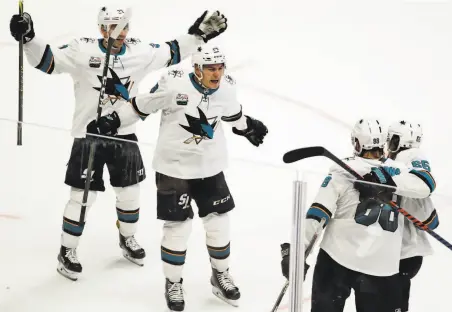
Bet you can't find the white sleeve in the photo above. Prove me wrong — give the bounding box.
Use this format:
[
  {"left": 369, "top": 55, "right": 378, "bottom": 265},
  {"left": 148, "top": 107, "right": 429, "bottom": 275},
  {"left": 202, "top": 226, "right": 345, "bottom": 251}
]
[
  {"left": 392, "top": 166, "right": 436, "bottom": 199},
  {"left": 304, "top": 173, "right": 342, "bottom": 247},
  {"left": 116, "top": 74, "right": 170, "bottom": 127},
  {"left": 144, "top": 34, "right": 204, "bottom": 72},
  {"left": 220, "top": 76, "right": 248, "bottom": 130},
  {"left": 24, "top": 37, "right": 79, "bottom": 75}
]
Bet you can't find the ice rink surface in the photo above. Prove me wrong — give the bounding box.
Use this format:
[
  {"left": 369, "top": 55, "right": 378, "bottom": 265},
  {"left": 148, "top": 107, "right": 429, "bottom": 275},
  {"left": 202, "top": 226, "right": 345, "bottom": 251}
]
[{"left": 1, "top": 0, "right": 452, "bottom": 311}]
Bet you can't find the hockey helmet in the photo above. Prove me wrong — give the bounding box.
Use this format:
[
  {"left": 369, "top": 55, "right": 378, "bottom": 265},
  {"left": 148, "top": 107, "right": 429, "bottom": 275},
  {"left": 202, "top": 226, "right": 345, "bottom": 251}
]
[
  {"left": 98, "top": 6, "right": 129, "bottom": 31},
  {"left": 192, "top": 46, "right": 227, "bottom": 70},
  {"left": 351, "top": 118, "right": 385, "bottom": 155},
  {"left": 386, "top": 120, "right": 416, "bottom": 153}
]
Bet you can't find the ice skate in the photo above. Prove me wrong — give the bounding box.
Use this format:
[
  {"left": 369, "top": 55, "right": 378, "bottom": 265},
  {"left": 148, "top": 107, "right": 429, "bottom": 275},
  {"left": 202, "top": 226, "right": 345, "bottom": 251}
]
[
  {"left": 57, "top": 246, "right": 82, "bottom": 281},
  {"left": 211, "top": 268, "right": 240, "bottom": 307},
  {"left": 165, "top": 278, "right": 185, "bottom": 311},
  {"left": 119, "top": 233, "right": 145, "bottom": 266}
]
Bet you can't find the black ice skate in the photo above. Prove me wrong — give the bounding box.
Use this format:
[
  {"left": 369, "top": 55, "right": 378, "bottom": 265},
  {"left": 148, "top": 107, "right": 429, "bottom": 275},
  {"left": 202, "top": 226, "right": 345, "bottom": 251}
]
[
  {"left": 165, "top": 278, "right": 185, "bottom": 311},
  {"left": 57, "top": 246, "right": 82, "bottom": 281},
  {"left": 119, "top": 233, "right": 145, "bottom": 266},
  {"left": 210, "top": 268, "right": 240, "bottom": 307}
]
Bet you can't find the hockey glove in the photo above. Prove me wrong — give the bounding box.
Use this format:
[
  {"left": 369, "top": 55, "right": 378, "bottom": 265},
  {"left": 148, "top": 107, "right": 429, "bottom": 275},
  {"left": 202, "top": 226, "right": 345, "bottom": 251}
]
[
  {"left": 86, "top": 112, "right": 121, "bottom": 137},
  {"left": 10, "top": 12, "right": 35, "bottom": 43},
  {"left": 232, "top": 116, "right": 268, "bottom": 147},
  {"left": 353, "top": 166, "right": 397, "bottom": 199},
  {"left": 280, "top": 243, "right": 309, "bottom": 280},
  {"left": 188, "top": 10, "right": 227, "bottom": 43}
]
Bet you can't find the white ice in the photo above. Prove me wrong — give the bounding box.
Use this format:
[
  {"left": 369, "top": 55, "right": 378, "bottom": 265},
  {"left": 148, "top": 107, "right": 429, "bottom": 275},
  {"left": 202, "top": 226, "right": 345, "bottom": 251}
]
[{"left": 1, "top": 0, "right": 452, "bottom": 311}]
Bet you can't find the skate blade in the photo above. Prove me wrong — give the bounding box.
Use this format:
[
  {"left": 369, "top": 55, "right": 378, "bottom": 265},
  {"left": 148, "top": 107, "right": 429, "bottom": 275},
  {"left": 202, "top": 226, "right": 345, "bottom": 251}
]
[
  {"left": 212, "top": 286, "right": 239, "bottom": 307},
  {"left": 122, "top": 250, "right": 144, "bottom": 266},
  {"left": 57, "top": 262, "right": 79, "bottom": 281}
]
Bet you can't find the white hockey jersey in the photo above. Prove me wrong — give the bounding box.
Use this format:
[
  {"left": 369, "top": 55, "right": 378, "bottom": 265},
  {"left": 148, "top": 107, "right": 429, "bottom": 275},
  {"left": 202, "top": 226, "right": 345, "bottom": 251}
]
[
  {"left": 394, "top": 148, "right": 439, "bottom": 259},
  {"left": 116, "top": 69, "right": 248, "bottom": 179},
  {"left": 304, "top": 156, "right": 435, "bottom": 276},
  {"left": 23, "top": 34, "right": 204, "bottom": 138}
]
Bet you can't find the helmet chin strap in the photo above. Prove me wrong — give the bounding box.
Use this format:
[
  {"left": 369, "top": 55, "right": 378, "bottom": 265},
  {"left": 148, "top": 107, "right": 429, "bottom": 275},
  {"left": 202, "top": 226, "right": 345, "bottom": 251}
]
[{"left": 194, "top": 65, "right": 211, "bottom": 89}]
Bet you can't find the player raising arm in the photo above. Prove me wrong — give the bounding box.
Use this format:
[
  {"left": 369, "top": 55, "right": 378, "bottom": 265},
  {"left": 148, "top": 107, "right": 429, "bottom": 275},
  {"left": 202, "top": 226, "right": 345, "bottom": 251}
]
[
  {"left": 87, "top": 46, "right": 268, "bottom": 311},
  {"left": 9, "top": 6, "right": 227, "bottom": 281}
]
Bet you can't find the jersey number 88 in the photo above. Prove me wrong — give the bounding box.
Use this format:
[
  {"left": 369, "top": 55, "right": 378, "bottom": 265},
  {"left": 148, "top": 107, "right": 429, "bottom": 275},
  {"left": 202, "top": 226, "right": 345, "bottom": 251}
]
[{"left": 354, "top": 197, "right": 399, "bottom": 232}]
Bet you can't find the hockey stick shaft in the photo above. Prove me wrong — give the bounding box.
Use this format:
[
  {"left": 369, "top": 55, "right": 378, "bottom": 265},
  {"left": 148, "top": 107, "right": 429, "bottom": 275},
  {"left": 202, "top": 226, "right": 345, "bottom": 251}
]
[
  {"left": 270, "top": 218, "right": 326, "bottom": 312},
  {"left": 80, "top": 8, "right": 132, "bottom": 223},
  {"left": 17, "top": 0, "right": 24, "bottom": 146},
  {"left": 283, "top": 146, "right": 452, "bottom": 251}
]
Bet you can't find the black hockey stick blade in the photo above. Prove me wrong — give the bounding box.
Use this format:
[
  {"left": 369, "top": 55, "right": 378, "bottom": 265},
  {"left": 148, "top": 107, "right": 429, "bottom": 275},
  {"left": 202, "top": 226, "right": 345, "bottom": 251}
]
[{"left": 283, "top": 146, "right": 326, "bottom": 163}]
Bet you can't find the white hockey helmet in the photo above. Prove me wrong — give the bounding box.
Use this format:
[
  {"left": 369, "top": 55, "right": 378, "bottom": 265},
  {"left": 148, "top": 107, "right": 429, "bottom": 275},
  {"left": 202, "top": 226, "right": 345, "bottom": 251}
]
[
  {"left": 98, "top": 6, "right": 129, "bottom": 30},
  {"left": 351, "top": 118, "right": 385, "bottom": 155},
  {"left": 192, "top": 46, "right": 227, "bottom": 70},
  {"left": 386, "top": 120, "right": 416, "bottom": 153}
]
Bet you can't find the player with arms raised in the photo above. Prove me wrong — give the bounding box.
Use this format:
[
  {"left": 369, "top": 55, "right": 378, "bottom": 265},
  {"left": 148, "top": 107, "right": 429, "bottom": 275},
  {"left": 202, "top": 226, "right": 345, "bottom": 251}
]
[
  {"left": 386, "top": 121, "right": 439, "bottom": 312},
  {"left": 280, "top": 118, "right": 436, "bottom": 312},
  {"left": 9, "top": 6, "right": 228, "bottom": 281},
  {"left": 86, "top": 46, "right": 268, "bottom": 311}
]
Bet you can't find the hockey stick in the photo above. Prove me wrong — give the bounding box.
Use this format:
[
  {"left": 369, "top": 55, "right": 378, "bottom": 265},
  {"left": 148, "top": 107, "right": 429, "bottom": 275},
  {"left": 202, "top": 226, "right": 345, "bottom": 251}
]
[
  {"left": 79, "top": 8, "right": 132, "bottom": 224},
  {"left": 283, "top": 146, "right": 452, "bottom": 251},
  {"left": 271, "top": 217, "right": 326, "bottom": 312},
  {"left": 17, "top": 0, "right": 24, "bottom": 146}
]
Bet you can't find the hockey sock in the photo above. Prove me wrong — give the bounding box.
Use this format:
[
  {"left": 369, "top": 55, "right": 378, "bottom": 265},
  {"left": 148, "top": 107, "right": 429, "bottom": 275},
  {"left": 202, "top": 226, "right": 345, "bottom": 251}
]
[
  {"left": 203, "top": 212, "right": 231, "bottom": 272},
  {"left": 114, "top": 185, "right": 140, "bottom": 237},
  {"left": 161, "top": 219, "right": 192, "bottom": 282},
  {"left": 61, "top": 188, "right": 97, "bottom": 248}
]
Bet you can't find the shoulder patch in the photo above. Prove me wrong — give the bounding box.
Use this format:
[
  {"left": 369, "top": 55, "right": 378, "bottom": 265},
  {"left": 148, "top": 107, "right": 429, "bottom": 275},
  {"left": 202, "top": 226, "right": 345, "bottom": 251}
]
[
  {"left": 224, "top": 74, "right": 236, "bottom": 85},
  {"left": 168, "top": 69, "right": 184, "bottom": 78},
  {"left": 126, "top": 38, "right": 141, "bottom": 45},
  {"left": 79, "top": 37, "right": 96, "bottom": 44},
  {"left": 149, "top": 43, "right": 161, "bottom": 48}
]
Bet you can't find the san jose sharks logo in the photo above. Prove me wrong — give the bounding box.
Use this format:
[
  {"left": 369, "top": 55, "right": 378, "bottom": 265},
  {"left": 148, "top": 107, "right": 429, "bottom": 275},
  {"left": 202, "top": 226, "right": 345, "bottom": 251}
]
[
  {"left": 180, "top": 107, "right": 218, "bottom": 144},
  {"left": 93, "top": 67, "right": 134, "bottom": 105}
]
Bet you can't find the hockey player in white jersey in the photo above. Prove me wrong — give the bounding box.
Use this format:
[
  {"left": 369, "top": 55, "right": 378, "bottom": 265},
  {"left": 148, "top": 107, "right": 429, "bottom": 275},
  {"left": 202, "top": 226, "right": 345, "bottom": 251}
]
[
  {"left": 9, "top": 6, "right": 228, "bottom": 281},
  {"left": 87, "top": 46, "right": 268, "bottom": 311},
  {"left": 386, "top": 121, "right": 439, "bottom": 312},
  {"left": 280, "top": 118, "right": 436, "bottom": 312}
]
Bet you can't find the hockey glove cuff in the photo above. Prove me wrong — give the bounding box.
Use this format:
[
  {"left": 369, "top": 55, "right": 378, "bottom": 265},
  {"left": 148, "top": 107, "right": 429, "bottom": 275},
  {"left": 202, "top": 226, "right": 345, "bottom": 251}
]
[
  {"left": 86, "top": 111, "right": 121, "bottom": 137},
  {"left": 188, "top": 10, "right": 227, "bottom": 43},
  {"left": 232, "top": 116, "right": 268, "bottom": 147},
  {"left": 10, "top": 12, "right": 35, "bottom": 43}
]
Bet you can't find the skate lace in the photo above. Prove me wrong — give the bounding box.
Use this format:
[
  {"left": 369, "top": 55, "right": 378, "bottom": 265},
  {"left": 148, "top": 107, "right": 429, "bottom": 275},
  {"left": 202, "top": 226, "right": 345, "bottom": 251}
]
[
  {"left": 65, "top": 248, "right": 79, "bottom": 264},
  {"left": 125, "top": 236, "right": 141, "bottom": 251},
  {"left": 168, "top": 282, "right": 184, "bottom": 302},
  {"left": 217, "top": 271, "right": 237, "bottom": 291}
]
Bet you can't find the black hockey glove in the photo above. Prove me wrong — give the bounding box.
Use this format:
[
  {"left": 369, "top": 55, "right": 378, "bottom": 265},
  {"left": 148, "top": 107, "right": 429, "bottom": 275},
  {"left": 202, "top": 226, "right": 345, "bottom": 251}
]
[
  {"left": 232, "top": 116, "right": 268, "bottom": 147},
  {"left": 10, "top": 12, "right": 35, "bottom": 43},
  {"left": 188, "top": 10, "right": 227, "bottom": 43},
  {"left": 353, "top": 166, "right": 397, "bottom": 199},
  {"left": 86, "top": 112, "right": 121, "bottom": 136},
  {"left": 280, "top": 243, "right": 309, "bottom": 280}
]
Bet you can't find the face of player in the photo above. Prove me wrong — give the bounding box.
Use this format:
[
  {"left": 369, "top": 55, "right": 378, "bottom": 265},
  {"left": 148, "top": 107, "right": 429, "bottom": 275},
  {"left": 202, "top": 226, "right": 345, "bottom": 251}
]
[
  {"left": 100, "top": 24, "right": 129, "bottom": 51},
  {"left": 197, "top": 64, "right": 225, "bottom": 89}
]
